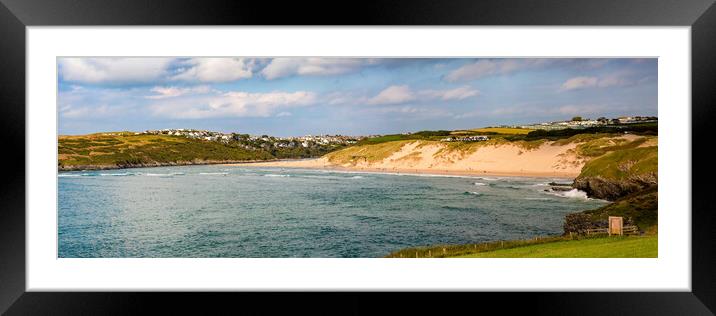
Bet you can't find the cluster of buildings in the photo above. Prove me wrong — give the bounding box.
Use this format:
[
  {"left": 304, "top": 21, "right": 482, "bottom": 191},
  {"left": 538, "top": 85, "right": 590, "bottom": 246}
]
[
  {"left": 278, "top": 135, "right": 361, "bottom": 146},
  {"left": 440, "top": 135, "right": 490, "bottom": 142},
  {"left": 141, "top": 129, "right": 233, "bottom": 142},
  {"left": 140, "top": 129, "right": 362, "bottom": 148},
  {"left": 508, "top": 116, "right": 657, "bottom": 131}
]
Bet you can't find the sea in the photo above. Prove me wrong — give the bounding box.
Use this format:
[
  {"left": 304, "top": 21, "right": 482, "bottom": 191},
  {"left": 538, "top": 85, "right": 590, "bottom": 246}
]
[{"left": 58, "top": 165, "right": 607, "bottom": 258}]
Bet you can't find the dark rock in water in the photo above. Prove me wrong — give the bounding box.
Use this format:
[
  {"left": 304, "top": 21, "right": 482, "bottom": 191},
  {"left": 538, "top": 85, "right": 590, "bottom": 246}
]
[
  {"left": 550, "top": 186, "right": 573, "bottom": 192},
  {"left": 572, "top": 174, "right": 657, "bottom": 201},
  {"left": 548, "top": 182, "right": 572, "bottom": 186}
]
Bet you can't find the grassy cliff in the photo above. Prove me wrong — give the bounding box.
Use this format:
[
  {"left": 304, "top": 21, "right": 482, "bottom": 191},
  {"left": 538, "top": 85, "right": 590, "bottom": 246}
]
[
  {"left": 573, "top": 146, "right": 657, "bottom": 200},
  {"left": 59, "top": 133, "right": 274, "bottom": 170},
  {"left": 566, "top": 139, "right": 658, "bottom": 234}
]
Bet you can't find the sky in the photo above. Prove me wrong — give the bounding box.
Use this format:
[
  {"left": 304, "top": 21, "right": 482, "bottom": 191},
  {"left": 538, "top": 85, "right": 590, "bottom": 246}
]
[{"left": 58, "top": 58, "right": 657, "bottom": 136}]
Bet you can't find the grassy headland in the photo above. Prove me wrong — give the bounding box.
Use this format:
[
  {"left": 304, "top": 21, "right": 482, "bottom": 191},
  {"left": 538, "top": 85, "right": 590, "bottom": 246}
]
[
  {"left": 58, "top": 132, "right": 348, "bottom": 170},
  {"left": 59, "top": 133, "right": 274, "bottom": 170}
]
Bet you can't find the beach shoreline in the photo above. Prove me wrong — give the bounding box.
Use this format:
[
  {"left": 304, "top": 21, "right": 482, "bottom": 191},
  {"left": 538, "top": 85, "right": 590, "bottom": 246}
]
[{"left": 225, "top": 159, "right": 580, "bottom": 179}]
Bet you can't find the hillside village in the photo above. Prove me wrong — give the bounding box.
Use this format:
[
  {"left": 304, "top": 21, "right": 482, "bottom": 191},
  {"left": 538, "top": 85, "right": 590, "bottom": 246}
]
[
  {"left": 141, "top": 129, "right": 362, "bottom": 145},
  {"left": 508, "top": 116, "right": 657, "bottom": 130},
  {"left": 135, "top": 129, "right": 363, "bottom": 157}
]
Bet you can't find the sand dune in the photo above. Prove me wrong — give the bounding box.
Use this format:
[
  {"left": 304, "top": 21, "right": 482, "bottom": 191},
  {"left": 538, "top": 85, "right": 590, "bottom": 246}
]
[{"left": 230, "top": 140, "right": 591, "bottom": 178}]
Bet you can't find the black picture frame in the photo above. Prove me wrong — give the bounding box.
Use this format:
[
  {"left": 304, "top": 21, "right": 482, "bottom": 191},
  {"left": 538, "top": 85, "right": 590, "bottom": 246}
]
[{"left": 1, "top": 0, "right": 714, "bottom": 314}]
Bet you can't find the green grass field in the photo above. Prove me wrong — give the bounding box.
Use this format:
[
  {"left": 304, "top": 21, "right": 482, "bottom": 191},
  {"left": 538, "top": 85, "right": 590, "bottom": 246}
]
[{"left": 452, "top": 235, "right": 657, "bottom": 258}]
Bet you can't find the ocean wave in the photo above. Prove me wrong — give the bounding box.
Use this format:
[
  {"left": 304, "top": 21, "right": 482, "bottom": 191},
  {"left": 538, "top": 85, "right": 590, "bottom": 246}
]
[
  {"left": 475, "top": 177, "right": 499, "bottom": 181},
  {"left": 523, "top": 197, "right": 551, "bottom": 200},
  {"left": 301, "top": 175, "right": 341, "bottom": 179},
  {"left": 473, "top": 182, "right": 487, "bottom": 186},
  {"left": 550, "top": 188, "right": 590, "bottom": 200},
  {"left": 199, "top": 172, "right": 228, "bottom": 176},
  {"left": 99, "top": 172, "right": 134, "bottom": 176},
  {"left": 350, "top": 176, "right": 364, "bottom": 179},
  {"left": 264, "top": 174, "right": 290, "bottom": 177},
  {"left": 58, "top": 174, "right": 82, "bottom": 177},
  {"left": 146, "top": 173, "right": 174, "bottom": 177},
  {"left": 493, "top": 185, "right": 522, "bottom": 190},
  {"left": 464, "top": 191, "right": 481, "bottom": 195}
]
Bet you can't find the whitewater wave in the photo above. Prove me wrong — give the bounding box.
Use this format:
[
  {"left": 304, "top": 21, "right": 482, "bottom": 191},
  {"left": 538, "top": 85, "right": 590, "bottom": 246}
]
[
  {"left": 551, "top": 188, "right": 590, "bottom": 200},
  {"left": 350, "top": 176, "right": 364, "bottom": 179},
  {"left": 264, "top": 174, "right": 290, "bottom": 177},
  {"left": 199, "top": 172, "right": 228, "bottom": 176},
  {"left": 301, "top": 175, "right": 341, "bottom": 179},
  {"left": 473, "top": 182, "right": 487, "bottom": 186},
  {"left": 58, "top": 174, "right": 82, "bottom": 177},
  {"left": 464, "top": 191, "right": 481, "bottom": 196},
  {"left": 100, "top": 172, "right": 133, "bottom": 176},
  {"left": 146, "top": 173, "right": 175, "bottom": 177}
]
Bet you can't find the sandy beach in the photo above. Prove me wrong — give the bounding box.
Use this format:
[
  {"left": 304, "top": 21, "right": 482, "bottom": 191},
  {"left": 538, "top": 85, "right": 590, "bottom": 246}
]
[{"left": 226, "top": 140, "right": 594, "bottom": 178}]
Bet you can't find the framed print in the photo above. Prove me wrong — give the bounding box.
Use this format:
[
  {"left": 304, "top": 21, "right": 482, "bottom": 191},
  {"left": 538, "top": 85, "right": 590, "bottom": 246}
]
[{"left": 1, "top": 0, "right": 715, "bottom": 314}]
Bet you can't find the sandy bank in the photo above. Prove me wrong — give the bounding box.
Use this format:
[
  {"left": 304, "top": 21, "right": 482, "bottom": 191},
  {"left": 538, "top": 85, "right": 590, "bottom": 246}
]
[{"left": 227, "top": 140, "right": 592, "bottom": 178}]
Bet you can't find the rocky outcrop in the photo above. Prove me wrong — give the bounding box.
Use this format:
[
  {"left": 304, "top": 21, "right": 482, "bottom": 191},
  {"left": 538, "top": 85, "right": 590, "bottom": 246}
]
[{"left": 573, "top": 172, "right": 657, "bottom": 201}]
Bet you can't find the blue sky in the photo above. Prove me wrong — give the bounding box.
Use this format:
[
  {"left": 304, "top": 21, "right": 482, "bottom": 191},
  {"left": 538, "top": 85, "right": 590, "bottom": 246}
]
[{"left": 58, "top": 58, "right": 657, "bottom": 136}]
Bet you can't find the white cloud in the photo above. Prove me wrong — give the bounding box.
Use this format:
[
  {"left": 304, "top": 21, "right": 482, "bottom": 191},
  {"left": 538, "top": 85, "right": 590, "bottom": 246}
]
[
  {"left": 489, "top": 103, "right": 609, "bottom": 117},
  {"left": 323, "top": 91, "right": 368, "bottom": 106},
  {"left": 171, "top": 58, "right": 255, "bottom": 82},
  {"left": 145, "top": 85, "right": 212, "bottom": 99},
  {"left": 559, "top": 76, "right": 599, "bottom": 91},
  {"left": 261, "top": 58, "right": 380, "bottom": 80},
  {"left": 150, "top": 90, "right": 316, "bottom": 119},
  {"left": 276, "top": 111, "right": 293, "bottom": 117},
  {"left": 373, "top": 105, "right": 454, "bottom": 119},
  {"left": 554, "top": 104, "right": 610, "bottom": 116},
  {"left": 560, "top": 72, "right": 638, "bottom": 91},
  {"left": 61, "top": 104, "right": 123, "bottom": 119},
  {"left": 59, "top": 58, "right": 175, "bottom": 84},
  {"left": 445, "top": 59, "right": 553, "bottom": 82},
  {"left": 333, "top": 85, "right": 479, "bottom": 106},
  {"left": 58, "top": 86, "right": 144, "bottom": 119},
  {"left": 367, "top": 85, "right": 416, "bottom": 105},
  {"left": 420, "top": 86, "right": 480, "bottom": 100}
]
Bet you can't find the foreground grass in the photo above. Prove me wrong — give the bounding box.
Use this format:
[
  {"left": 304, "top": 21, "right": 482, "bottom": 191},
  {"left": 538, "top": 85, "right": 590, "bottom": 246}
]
[
  {"left": 455, "top": 235, "right": 657, "bottom": 258},
  {"left": 386, "top": 235, "right": 657, "bottom": 258}
]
